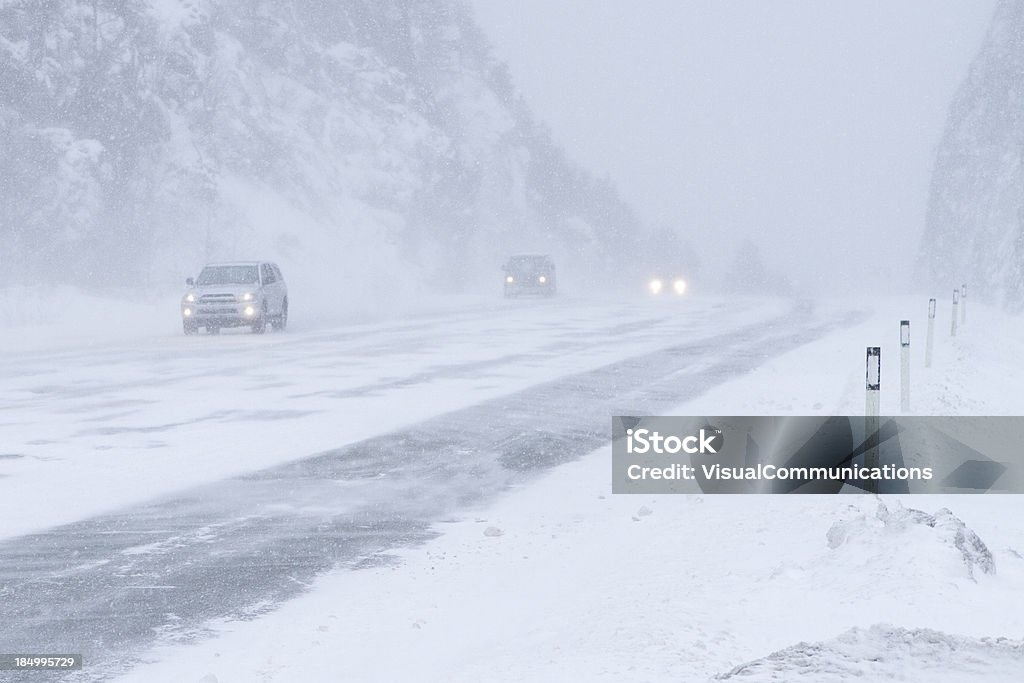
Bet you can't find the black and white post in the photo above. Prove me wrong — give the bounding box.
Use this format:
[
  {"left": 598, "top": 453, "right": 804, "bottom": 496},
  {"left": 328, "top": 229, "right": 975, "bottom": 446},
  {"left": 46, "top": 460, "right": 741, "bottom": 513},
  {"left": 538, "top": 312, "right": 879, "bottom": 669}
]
[
  {"left": 951, "top": 289, "right": 960, "bottom": 337},
  {"left": 865, "top": 346, "right": 881, "bottom": 493},
  {"left": 900, "top": 320, "right": 910, "bottom": 413},
  {"left": 961, "top": 283, "right": 967, "bottom": 325},
  {"left": 926, "top": 298, "right": 936, "bottom": 368}
]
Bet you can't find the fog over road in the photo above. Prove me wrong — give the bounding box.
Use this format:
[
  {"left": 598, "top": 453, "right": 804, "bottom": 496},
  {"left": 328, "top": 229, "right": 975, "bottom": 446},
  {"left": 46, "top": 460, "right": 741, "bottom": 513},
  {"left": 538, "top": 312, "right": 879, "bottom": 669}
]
[{"left": 0, "top": 298, "right": 865, "bottom": 680}]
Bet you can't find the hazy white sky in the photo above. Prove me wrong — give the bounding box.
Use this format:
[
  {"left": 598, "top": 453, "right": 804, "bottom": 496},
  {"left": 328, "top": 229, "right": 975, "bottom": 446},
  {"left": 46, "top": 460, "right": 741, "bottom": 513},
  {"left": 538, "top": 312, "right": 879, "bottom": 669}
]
[{"left": 469, "top": 1, "right": 997, "bottom": 292}]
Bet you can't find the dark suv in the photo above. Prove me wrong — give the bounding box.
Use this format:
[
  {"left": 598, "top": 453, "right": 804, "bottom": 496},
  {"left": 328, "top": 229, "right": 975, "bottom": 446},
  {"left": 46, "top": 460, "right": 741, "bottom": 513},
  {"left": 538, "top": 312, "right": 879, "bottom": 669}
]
[{"left": 503, "top": 254, "right": 557, "bottom": 298}]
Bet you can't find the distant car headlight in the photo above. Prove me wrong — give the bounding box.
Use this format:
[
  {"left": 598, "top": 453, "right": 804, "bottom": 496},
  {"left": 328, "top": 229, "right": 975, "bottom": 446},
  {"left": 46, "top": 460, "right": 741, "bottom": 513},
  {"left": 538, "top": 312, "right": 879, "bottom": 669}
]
[
  {"left": 538, "top": 275, "right": 547, "bottom": 284},
  {"left": 242, "top": 292, "right": 254, "bottom": 301},
  {"left": 183, "top": 307, "right": 192, "bottom": 317},
  {"left": 244, "top": 306, "right": 256, "bottom": 317},
  {"left": 649, "top": 278, "right": 664, "bottom": 295},
  {"left": 673, "top": 278, "right": 687, "bottom": 295},
  {"left": 185, "top": 293, "right": 195, "bottom": 303},
  {"left": 506, "top": 275, "right": 514, "bottom": 284}
]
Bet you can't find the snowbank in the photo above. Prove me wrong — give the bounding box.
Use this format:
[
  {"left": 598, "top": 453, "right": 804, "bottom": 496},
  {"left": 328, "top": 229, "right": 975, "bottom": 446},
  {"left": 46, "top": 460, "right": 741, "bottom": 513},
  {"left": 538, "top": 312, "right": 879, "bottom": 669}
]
[
  {"left": 826, "top": 501, "right": 995, "bottom": 579},
  {"left": 717, "top": 625, "right": 1024, "bottom": 682},
  {"left": 0, "top": 285, "right": 180, "bottom": 353}
]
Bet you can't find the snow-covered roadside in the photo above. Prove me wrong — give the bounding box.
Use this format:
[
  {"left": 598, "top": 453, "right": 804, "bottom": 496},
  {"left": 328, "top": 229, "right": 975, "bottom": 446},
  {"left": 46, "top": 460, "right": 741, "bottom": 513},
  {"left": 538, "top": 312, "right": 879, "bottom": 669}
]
[
  {"left": 113, "top": 299, "right": 1024, "bottom": 683},
  {"left": 677, "top": 295, "right": 1024, "bottom": 416},
  {"left": 0, "top": 286, "right": 183, "bottom": 353},
  {"left": 114, "top": 454, "right": 1024, "bottom": 683}
]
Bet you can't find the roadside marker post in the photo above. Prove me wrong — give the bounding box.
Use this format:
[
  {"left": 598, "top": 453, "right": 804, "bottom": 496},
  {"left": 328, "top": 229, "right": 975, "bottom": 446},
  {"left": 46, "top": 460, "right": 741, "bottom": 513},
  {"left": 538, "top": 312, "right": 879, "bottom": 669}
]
[
  {"left": 900, "top": 321, "right": 910, "bottom": 413},
  {"left": 961, "top": 284, "right": 967, "bottom": 325},
  {"left": 951, "top": 289, "right": 959, "bottom": 337},
  {"left": 865, "top": 346, "right": 881, "bottom": 494},
  {"left": 925, "top": 298, "right": 936, "bottom": 368}
]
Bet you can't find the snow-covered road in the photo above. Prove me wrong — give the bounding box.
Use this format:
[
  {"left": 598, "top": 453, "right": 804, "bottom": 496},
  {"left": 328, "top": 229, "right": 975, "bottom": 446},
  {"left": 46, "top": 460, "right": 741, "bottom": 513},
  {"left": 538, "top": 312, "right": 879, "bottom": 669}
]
[
  {"left": 0, "top": 296, "right": 820, "bottom": 540},
  {"left": 0, "top": 296, "right": 864, "bottom": 679}
]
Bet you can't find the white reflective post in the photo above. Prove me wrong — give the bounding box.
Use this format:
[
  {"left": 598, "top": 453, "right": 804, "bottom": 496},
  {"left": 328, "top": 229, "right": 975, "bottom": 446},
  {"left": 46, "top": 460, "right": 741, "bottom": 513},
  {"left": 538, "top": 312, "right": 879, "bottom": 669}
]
[
  {"left": 865, "top": 346, "right": 881, "bottom": 493},
  {"left": 951, "top": 289, "right": 959, "bottom": 337},
  {"left": 925, "top": 298, "right": 936, "bottom": 368},
  {"left": 961, "top": 284, "right": 967, "bottom": 325},
  {"left": 900, "top": 320, "right": 910, "bottom": 413}
]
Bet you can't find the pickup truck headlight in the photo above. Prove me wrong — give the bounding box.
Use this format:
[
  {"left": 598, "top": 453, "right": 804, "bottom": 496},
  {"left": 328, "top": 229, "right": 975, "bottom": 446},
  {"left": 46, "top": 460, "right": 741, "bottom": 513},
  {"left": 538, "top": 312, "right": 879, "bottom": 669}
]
[
  {"left": 242, "top": 292, "right": 254, "bottom": 301},
  {"left": 649, "top": 278, "right": 664, "bottom": 295},
  {"left": 505, "top": 276, "right": 514, "bottom": 284},
  {"left": 185, "top": 293, "right": 195, "bottom": 303}
]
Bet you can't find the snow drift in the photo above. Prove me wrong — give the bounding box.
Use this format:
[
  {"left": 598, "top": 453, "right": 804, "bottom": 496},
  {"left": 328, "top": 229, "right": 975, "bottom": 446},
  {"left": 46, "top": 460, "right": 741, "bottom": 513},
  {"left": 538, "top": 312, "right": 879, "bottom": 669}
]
[
  {"left": 826, "top": 501, "right": 995, "bottom": 580},
  {"left": 716, "top": 624, "right": 1024, "bottom": 682}
]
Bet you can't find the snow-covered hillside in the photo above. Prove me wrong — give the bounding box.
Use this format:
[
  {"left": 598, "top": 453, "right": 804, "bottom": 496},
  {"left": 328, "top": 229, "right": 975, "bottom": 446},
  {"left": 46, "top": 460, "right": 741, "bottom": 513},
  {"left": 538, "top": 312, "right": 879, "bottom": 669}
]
[{"left": 0, "top": 0, "right": 642, "bottom": 305}]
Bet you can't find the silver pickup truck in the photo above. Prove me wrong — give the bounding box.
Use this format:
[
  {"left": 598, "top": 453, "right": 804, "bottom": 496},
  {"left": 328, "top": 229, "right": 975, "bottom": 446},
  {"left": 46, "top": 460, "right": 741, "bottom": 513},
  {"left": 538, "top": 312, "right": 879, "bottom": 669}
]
[{"left": 181, "top": 262, "right": 288, "bottom": 335}]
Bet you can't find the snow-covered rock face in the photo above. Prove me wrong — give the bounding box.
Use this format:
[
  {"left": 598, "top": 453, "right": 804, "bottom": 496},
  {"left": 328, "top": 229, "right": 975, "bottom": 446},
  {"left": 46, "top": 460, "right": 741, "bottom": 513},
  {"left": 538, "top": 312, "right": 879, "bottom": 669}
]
[
  {"left": 826, "top": 501, "right": 995, "bottom": 580},
  {"left": 920, "top": 1, "right": 1024, "bottom": 309},
  {"left": 0, "top": 1, "right": 640, "bottom": 297},
  {"left": 716, "top": 624, "right": 1024, "bottom": 682}
]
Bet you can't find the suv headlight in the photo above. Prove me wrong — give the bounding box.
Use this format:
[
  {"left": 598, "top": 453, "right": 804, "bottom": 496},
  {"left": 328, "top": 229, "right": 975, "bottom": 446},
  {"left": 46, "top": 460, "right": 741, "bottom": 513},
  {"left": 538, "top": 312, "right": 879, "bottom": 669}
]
[
  {"left": 185, "top": 293, "right": 195, "bottom": 303},
  {"left": 242, "top": 292, "right": 254, "bottom": 301}
]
